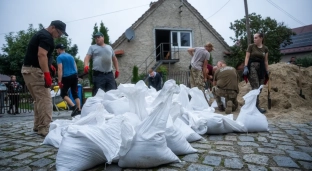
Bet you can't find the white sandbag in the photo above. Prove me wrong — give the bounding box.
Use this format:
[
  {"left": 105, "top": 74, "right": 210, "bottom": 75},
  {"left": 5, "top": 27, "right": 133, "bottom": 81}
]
[
  {"left": 103, "top": 89, "right": 124, "bottom": 101},
  {"left": 172, "top": 84, "right": 191, "bottom": 110},
  {"left": 42, "top": 120, "right": 73, "bottom": 148},
  {"left": 166, "top": 115, "right": 197, "bottom": 155},
  {"left": 95, "top": 88, "right": 105, "bottom": 99},
  {"left": 81, "top": 97, "right": 104, "bottom": 117},
  {"left": 236, "top": 85, "right": 269, "bottom": 132},
  {"left": 188, "top": 87, "right": 211, "bottom": 111},
  {"left": 118, "top": 81, "right": 149, "bottom": 121},
  {"left": 118, "top": 80, "right": 180, "bottom": 168},
  {"left": 78, "top": 104, "right": 113, "bottom": 125},
  {"left": 56, "top": 115, "right": 124, "bottom": 170},
  {"left": 103, "top": 97, "right": 130, "bottom": 115},
  {"left": 174, "top": 117, "right": 202, "bottom": 142},
  {"left": 181, "top": 109, "right": 209, "bottom": 135}
]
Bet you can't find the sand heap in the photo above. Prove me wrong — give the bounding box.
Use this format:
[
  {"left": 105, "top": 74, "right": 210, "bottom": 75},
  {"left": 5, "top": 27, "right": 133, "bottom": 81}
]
[{"left": 237, "top": 63, "right": 312, "bottom": 123}]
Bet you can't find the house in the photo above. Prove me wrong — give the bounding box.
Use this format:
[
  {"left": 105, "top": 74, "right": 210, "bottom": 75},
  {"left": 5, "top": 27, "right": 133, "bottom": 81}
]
[
  {"left": 280, "top": 24, "right": 312, "bottom": 63},
  {"left": 112, "top": 0, "right": 230, "bottom": 83}
]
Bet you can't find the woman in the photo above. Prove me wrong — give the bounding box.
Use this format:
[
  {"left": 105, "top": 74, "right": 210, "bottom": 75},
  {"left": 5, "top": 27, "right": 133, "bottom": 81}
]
[
  {"left": 243, "top": 33, "right": 269, "bottom": 114},
  {"left": 7, "top": 75, "right": 22, "bottom": 114}
]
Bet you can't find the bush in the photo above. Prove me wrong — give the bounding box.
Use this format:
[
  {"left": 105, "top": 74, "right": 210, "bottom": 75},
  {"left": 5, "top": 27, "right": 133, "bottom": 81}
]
[
  {"left": 296, "top": 54, "right": 312, "bottom": 67},
  {"left": 131, "top": 65, "right": 140, "bottom": 84},
  {"left": 157, "top": 65, "right": 168, "bottom": 83}
]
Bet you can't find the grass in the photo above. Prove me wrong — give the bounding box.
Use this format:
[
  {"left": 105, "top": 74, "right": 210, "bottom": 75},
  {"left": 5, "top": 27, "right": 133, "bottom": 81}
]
[{"left": 2, "top": 146, "right": 15, "bottom": 151}]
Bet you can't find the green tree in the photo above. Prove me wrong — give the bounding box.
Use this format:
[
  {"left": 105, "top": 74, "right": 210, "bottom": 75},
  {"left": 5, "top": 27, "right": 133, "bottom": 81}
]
[
  {"left": 229, "top": 13, "right": 295, "bottom": 66},
  {"left": 0, "top": 24, "right": 82, "bottom": 84}
]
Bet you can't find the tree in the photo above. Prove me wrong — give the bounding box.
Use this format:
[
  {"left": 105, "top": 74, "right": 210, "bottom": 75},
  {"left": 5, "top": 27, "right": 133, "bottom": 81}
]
[
  {"left": 0, "top": 24, "right": 83, "bottom": 84},
  {"left": 228, "top": 13, "right": 295, "bottom": 66}
]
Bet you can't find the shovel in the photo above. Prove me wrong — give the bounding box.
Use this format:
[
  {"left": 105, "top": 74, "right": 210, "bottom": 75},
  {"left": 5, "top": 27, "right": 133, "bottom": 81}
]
[
  {"left": 298, "top": 65, "right": 305, "bottom": 99},
  {"left": 268, "top": 72, "right": 271, "bottom": 110}
]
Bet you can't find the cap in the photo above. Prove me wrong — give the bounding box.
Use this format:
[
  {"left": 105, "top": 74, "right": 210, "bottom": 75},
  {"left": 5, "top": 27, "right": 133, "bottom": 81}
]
[
  {"left": 50, "top": 20, "right": 68, "bottom": 36},
  {"left": 93, "top": 32, "right": 104, "bottom": 37},
  {"left": 205, "top": 42, "right": 214, "bottom": 50},
  {"left": 55, "top": 44, "right": 65, "bottom": 49}
]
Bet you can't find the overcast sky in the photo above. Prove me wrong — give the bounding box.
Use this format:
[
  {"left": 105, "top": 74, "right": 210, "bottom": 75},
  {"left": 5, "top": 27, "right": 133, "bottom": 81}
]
[{"left": 0, "top": 0, "right": 311, "bottom": 60}]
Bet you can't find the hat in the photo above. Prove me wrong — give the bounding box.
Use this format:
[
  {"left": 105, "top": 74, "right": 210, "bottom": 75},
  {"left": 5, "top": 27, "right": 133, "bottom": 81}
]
[
  {"left": 93, "top": 32, "right": 104, "bottom": 37},
  {"left": 205, "top": 42, "right": 214, "bottom": 50},
  {"left": 55, "top": 44, "right": 65, "bottom": 49},
  {"left": 50, "top": 20, "right": 68, "bottom": 36}
]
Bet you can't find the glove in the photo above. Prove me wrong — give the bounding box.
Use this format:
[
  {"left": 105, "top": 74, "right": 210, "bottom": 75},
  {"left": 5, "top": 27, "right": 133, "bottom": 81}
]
[
  {"left": 84, "top": 66, "right": 89, "bottom": 73},
  {"left": 243, "top": 66, "right": 249, "bottom": 75},
  {"left": 243, "top": 75, "right": 248, "bottom": 83},
  {"left": 115, "top": 70, "right": 119, "bottom": 78},
  {"left": 44, "top": 72, "right": 52, "bottom": 88},
  {"left": 58, "top": 82, "right": 63, "bottom": 89},
  {"left": 50, "top": 65, "right": 56, "bottom": 74}
]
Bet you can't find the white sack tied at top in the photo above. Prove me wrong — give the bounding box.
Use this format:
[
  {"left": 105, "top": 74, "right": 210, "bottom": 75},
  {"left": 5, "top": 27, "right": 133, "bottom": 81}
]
[
  {"left": 188, "top": 87, "right": 215, "bottom": 112},
  {"left": 118, "top": 80, "right": 181, "bottom": 168},
  {"left": 236, "top": 85, "right": 269, "bottom": 132}
]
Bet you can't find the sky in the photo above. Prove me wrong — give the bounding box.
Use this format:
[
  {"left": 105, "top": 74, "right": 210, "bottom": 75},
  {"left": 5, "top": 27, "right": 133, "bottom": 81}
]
[{"left": 0, "top": 0, "right": 311, "bottom": 60}]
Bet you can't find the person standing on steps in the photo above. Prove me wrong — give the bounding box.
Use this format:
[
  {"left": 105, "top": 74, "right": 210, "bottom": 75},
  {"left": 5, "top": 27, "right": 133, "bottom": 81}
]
[
  {"left": 21, "top": 20, "right": 68, "bottom": 136},
  {"left": 83, "top": 32, "right": 120, "bottom": 95},
  {"left": 243, "top": 32, "right": 269, "bottom": 114},
  {"left": 56, "top": 44, "right": 81, "bottom": 117}
]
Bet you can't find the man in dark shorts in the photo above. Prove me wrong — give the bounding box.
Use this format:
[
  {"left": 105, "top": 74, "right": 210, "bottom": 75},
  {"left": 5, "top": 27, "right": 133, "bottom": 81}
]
[
  {"left": 84, "top": 32, "right": 120, "bottom": 95},
  {"left": 56, "top": 44, "right": 81, "bottom": 117},
  {"left": 21, "top": 20, "right": 68, "bottom": 136}
]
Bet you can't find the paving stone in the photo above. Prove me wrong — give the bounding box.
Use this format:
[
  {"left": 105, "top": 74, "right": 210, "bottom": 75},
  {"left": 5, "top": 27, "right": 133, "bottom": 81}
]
[
  {"left": 0, "top": 151, "right": 19, "bottom": 159},
  {"left": 286, "top": 150, "right": 312, "bottom": 161},
  {"left": 202, "top": 155, "right": 221, "bottom": 166},
  {"left": 14, "top": 146, "right": 33, "bottom": 152},
  {"left": 291, "top": 123, "right": 309, "bottom": 127},
  {"left": 298, "top": 161, "right": 312, "bottom": 170},
  {"left": 12, "top": 152, "right": 35, "bottom": 160},
  {"left": 169, "top": 161, "right": 187, "bottom": 168},
  {"left": 214, "top": 141, "right": 233, "bottom": 145},
  {"left": 31, "top": 151, "right": 54, "bottom": 159},
  {"left": 270, "top": 167, "right": 301, "bottom": 171},
  {"left": 22, "top": 142, "right": 40, "bottom": 147},
  {"left": 13, "top": 166, "right": 32, "bottom": 171},
  {"left": 238, "top": 135, "right": 254, "bottom": 142},
  {"left": 258, "top": 148, "right": 285, "bottom": 154},
  {"left": 191, "top": 143, "right": 211, "bottom": 150},
  {"left": 257, "top": 137, "right": 268, "bottom": 142},
  {"left": 307, "top": 136, "right": 312, "bottom": 140},
  {"left": 208, "top": 151, "right": 238, "bottom": 157},
  {"left": 268, "top": 136, "right": 292, "bottom": 142},
  {"left": 273, "top": 156, "right": 299, "bottom": 168},
  {"left": 187, "top": 163, "right": 213, "bottom": 171},
  {"left": 241, "top": 147, "right": 254, "bottom": 153},
  {"left": 196, "top": 149, "right": 206, "bottom": 154},
  {"left": 270, "top": 131, "right": 284, "bottom": 134},
  {"left": 225, "top": 135, "right": 237, "bottom": 141},
  {"left": 285, "top": 130, "right": 300, "bottom": 135},
  {"left": 0, "top": 158, "right": 13, "bottom": 166},
  {"left": 31, "top": 147, "right": 51, "bottom": 153},
  {"left": 208, "top": 135, "right": 223, "bottom": 141},
  {"left": 291, "top": 135, "right": 304, "bottom": 140},
  {"left": 297, "top": 128, "right": 311, "bottom": 134},
  {"left": 258, "top": 133, "right": 270, "bottom": 137},
  {"left": 30, "top": 158, "right": 53, "bottom": 167},
  {"left": 224, "top": 158, "right": 243, "bottom": 169},
  {"left": 270, "top": 140, "right": 294, "bottom": 146},
  {"left": 293, "top": 139, "right": 307, "bottom": 146},
  {"left": 182, "top": 153, "right": 199, "bottom": 162},
  {"left": 247, "top": 164, "right": 267, "bottom": 171},
  {"left": 243, "top": 154, "right": 268, "bottom": 165},
  {"left": 9, "top": 159, "right": 33, "bottom": 167},
  {"left": 295, "top": 146, "right": 312, "bottom": 153},
  {"left": 237, "top": 142, "right": 259, "bottom": 147},
  {"left": 271, "top": 134, "right": 289, "bottom": 138},
  {"left": 277, "top": 145, "right": 294, "bottom": 151},
  {"left": 261, "top": 142, "right": 276, "bottom": 148},
  {"left": 156, "top": 168, "right": 178, "bottom": 171},
  {"left": 215, "top": 145, "right": 235, "bottom": 152}
]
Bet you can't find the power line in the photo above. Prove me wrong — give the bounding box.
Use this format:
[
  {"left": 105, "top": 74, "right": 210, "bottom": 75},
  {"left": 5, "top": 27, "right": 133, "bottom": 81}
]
[
  {"left": 206, "top": 0, "right": 231, "bottom": 19},
  {"left": 266, "top": 0, "right": 305, "bottom": 26},
  {"left": 0, "top": 4, "right": 149, "bottom": 36}
]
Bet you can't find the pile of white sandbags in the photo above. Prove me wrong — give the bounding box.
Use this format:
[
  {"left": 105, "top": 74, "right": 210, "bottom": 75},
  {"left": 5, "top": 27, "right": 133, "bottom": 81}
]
[{"left": 42, "top": 80, "right": 268, "bottom": 170}]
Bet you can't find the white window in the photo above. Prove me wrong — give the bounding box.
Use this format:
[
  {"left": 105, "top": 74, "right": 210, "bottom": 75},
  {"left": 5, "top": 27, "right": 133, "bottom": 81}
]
[{"left": 171, "top": 31, "right": 192, "bottom": 48}]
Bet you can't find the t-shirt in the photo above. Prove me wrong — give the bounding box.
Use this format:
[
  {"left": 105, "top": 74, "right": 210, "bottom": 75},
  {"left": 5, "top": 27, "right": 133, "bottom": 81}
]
[
  {"left": 87, "top": 44, "right": 115, "bottom": 72},
  {"left": 57, "top": 52, "right": 77, "bottom": 77},
  {"left": 247, "top": 44, "right": 269, "bottom": 61},
  {"left": 213, "top": 66, "right": 239, "bottom": 91},
  {"left": 207, "top": 64, "right": 213, "bottom": 76},
  {"left": 24, "top": 29, "right": 54, "bottom": 68},
  {"left": 191, "top": 47, "right": 210, "bottom": 70}
]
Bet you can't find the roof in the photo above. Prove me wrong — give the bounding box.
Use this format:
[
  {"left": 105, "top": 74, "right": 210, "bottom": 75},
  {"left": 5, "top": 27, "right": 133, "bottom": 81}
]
[
  {"left": 111, "top": 0, "right": 230, "bottom": 50},
  {"left": 280, "top": 24, "right": 312, "bottom": 54},
  {"left": 0, "top": 74, "right": 10, "bottom": 82}
]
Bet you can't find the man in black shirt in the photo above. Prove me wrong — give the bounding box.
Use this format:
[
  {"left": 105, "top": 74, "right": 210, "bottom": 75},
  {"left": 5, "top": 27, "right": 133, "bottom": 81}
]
[
  {"left": 148, "top": 68, "right": 162, "bottom": 91},
  {"left": 21, "top": 20, "right": 68, "bottom": 137}
]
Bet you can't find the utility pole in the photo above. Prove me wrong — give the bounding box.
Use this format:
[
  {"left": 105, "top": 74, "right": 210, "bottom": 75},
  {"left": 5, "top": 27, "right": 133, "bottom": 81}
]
[{"left": 244, "top": 0, "right": 251, "bottom": 45}]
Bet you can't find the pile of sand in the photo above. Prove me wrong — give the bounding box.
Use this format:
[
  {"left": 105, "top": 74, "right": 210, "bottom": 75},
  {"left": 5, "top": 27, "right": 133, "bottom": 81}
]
[{"left": 237, "top": 63, "right": 312, "bottom": 123}]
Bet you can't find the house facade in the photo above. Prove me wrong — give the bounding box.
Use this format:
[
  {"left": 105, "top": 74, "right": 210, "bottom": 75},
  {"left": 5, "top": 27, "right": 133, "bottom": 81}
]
[{"left": 112, "top": 0, "right": 230, "bottom": 83}]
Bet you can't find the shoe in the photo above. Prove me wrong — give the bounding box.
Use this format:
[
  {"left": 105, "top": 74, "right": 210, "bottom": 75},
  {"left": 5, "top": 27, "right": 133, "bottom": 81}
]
[
  {"left": 37, "top": 127, "right": 49, "bottom": 137},
  {"left": 225, "top": 101, "right": 233, "bottom": 114},
  {"left": 71, "top": 107, "right": 79, "bottom": 117},
  {"left": 257, "top": 107, "right": 266, "bottom": 114},
  {"left": 218, "top": 105, "right": 225, "bottom": 111},
  {"left": 33, "top": 128, "right": 38, "bottom": 132}
]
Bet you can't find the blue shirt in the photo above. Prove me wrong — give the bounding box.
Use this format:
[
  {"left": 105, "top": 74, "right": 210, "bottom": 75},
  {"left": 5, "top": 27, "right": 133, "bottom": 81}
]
[{"left": 57, "top": 52, "right": 77, "bottom": 77}]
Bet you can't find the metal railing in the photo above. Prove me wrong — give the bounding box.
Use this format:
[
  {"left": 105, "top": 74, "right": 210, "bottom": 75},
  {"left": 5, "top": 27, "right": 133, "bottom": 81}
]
[{"left": 167, "top": 70, "right": 190, "bottom": 87}]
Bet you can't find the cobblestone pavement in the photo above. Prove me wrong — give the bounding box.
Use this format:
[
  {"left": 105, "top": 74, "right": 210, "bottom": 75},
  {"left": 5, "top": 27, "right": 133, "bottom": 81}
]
[{"left": 0, "top": 111, "right": 312, "bottom": 171}]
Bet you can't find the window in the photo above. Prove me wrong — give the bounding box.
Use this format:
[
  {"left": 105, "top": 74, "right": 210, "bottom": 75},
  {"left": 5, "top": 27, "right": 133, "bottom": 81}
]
[{"left": 171, "top": 31, "right": 192, "bottom": 48}]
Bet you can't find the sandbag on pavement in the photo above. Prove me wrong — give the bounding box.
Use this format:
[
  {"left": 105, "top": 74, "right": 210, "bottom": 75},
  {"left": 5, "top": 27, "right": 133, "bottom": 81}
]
[{"left": 174, "top": 117, "right": 202, "bottom": 142}]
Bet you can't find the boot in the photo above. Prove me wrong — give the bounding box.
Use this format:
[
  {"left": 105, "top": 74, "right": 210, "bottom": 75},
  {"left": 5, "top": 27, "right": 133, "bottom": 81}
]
[
  {"left": 257, "top": 106, "right": 266, "bottom": 114},
  {"left": 37, "top": 127, "right": 49, "bottom": 137},
  {"left": 218, "top": 104, "right": 225, "bottom": 111},
  {"left": 225, "top": 101, "right": 233, "bottom": 114}
]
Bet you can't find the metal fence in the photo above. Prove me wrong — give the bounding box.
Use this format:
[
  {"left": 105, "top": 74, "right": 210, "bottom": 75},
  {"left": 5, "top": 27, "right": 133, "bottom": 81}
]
[
  {"left": 167, "top": 70, "right": 190, "bottom": 87},
  {"left": 0, "top": 86, "right": 34, "bottom": 114}
]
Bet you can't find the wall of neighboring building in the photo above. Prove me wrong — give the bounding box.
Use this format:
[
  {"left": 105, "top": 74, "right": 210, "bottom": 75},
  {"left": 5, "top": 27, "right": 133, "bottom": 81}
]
[
  {"left": 114, "top": 0, "right": 229, "bottom": 83},
  {"left": 280, "top": 52, "right": 312, "bottom": 63}
]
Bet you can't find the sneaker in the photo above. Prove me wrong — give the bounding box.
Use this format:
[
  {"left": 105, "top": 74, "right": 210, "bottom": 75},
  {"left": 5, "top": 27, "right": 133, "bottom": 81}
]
[
  {"left": 71, "top": 107, "right": 79, "bottom": 117},
  {"left": 225, "top": 101, "right": 233, "bottom": 114},
  {"left": 37, "top": 127, "right": 49, "bottom": 137}
]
